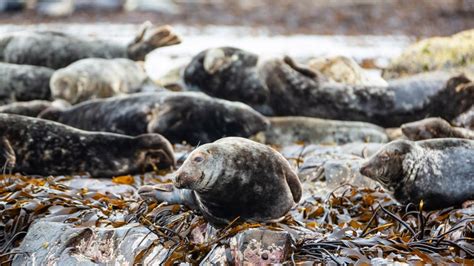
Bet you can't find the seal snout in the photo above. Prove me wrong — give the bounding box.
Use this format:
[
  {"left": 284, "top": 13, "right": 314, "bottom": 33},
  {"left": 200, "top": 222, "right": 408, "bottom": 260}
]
[{"left": 359, "top": 163, "right": 374, "bottom": 178}]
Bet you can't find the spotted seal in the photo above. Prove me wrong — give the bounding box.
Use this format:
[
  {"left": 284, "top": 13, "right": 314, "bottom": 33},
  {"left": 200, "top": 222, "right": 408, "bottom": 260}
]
[
  {"left": 50, "top": 58, "right": 158, "bottom": 104},
  {"left": 40, "top": 91, "right": 269, "bottom": 145},
  {"left": 401, "top": 117, "right": 474, "bottom": 140},
  {"left": 0, "top": 100, "right": 70, "bottom": 117},
  {"left": 0, "top": 62, "right": 54, "bottom": 104},
  {"left": 0, "top": 114, "right": 175, "bottom": 177},
  {"left": 0, "top": 23, "right": 180, "bottom": 69},
  {"left": 139, "top": 137, "right": 302, "bottom": 226},
  {"left": 360, "top": 139, "right": 474, "bottom": 209}
]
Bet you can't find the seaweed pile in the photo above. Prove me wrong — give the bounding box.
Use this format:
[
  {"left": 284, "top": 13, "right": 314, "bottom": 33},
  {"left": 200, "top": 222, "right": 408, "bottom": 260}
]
[{"left": 1, "top": 171, "right": 472, "bottom": 264}]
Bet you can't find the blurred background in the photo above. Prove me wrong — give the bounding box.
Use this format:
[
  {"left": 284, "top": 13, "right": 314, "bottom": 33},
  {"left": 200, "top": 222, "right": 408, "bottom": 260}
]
[{"left": 1, "top": 0, "right": 473, "bottom": 80}]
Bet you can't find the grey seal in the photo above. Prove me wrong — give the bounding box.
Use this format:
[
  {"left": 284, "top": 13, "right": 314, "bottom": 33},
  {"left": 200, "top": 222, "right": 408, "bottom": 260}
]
[
  {"left": 360, "top": 139, "right": 474, "bottom": 209},
  {"left": 139, "top": 137, "right": 302, "bottom": 226},
  {"left": 401, "top": 117, "right": 474, "bottom": 140},
  {"left": 0, "top": 114, "right": 175, "bottom": 177},
  {"left": 50, "top": 58, "right": 158, "bottom": 104},
  {"left": 0, "top": 62, "right": 54, "bottom": 104},
  {"left": 0, "top": 100, "right": 70, "bottom": 117},
  {"left": 40, "top": 91, "right": 269, "bottom": 145},
  {"left": 258, "top": 116, "right": 388, "bottom": 145},
  {"left": 0, "top": 23, "right": 180, "bottom": 69}
]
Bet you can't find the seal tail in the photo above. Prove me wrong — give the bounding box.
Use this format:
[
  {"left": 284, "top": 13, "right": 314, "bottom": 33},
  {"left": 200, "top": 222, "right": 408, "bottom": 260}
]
[{"left": 127, "top": 22, "right": 182, "bottom": 61}]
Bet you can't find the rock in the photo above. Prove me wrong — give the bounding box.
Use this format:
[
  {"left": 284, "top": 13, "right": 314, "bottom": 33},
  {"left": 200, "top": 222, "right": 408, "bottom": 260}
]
[
  {"left": 230, "top": 229, "right": 292, "bottom": 265},
  {"left": 13, "top": 220, "right": 167, "bottom": 265},
  {"left": 383, "top": 29, "right": 474, "bottom": 79},
  {"left": 308, "top": 55, "right": 388, "bottom": 86}
]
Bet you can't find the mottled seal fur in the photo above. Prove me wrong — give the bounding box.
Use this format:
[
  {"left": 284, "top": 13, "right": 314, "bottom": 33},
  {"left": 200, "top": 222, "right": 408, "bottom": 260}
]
[
  {"left": 0, "top": 114, "right": 175, "bottom": 177},
  {"left": 261, "top": 58, "right": 474, "bottom": 127},
  {"left": 453, "top": 105, "right": 474, "bottom": 130},
  {"left": 0, "top": 62, "right": 54, "bottom": 104},
  {"left": 402, "top": 117, "right": 474, "bottom": 140},
  {"left": 50, "top": 58, "right": 158, "bottom": 104},
  {"left": 0, "top": 100, "right": 70, "bottom": 117},
  {"left": 183, "top": 47, "right": 271, "bottom": 114},
  {"left": 139, "top": 137, "right": 302, "bottom": 226},
  {"left": 0, "top": 23, "right": 180, "bottom": 69},
  {"left": 360, "top": 139, "right": 474, "bottom": 209},
  {"left": 258, "top": 116, "right": 388, "bottom": 145},
  {"left": 40, "top": 91, "right": 269, "bottom": 145}
]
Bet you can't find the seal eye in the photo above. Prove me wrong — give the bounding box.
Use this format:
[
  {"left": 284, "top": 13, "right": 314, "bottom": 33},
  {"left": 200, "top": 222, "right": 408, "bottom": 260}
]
[
  {"left": 380, "top": 153, "right": 390, "bottom": 162},
  {"left": 193, "top": 156, "right": 204, "bottom": 163}
]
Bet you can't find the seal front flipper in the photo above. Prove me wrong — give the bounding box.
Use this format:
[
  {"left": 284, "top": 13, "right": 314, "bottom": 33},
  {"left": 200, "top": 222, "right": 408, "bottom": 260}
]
[
  {"left": 1, "top": 137, "right": 16, "bottom": 173},
  {"left": 138, "top": 184, "right": 198, "bottom": 210},
  {"left": 285, "top": 170, "right": 303, "bottom": 203}
]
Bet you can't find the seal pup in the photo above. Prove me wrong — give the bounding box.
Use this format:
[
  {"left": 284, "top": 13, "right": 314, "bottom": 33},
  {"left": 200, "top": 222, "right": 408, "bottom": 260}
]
[
  {"left": 0, "top": 22, "right": 181, "bottom": 69},
  {"left": 139, "top": 137, "right": 302, "bottom": 226},
  {"left": 401, "top": 117, "right": 474, "bottom": 140},
  {"left": 0, "top": 114, "right": 175, "bottom": 177},
  {"left": 453, "top": 105, "right": 474, "bottom": 130},
  {"left": 0, "top": 62, "right": 54, "bottom": 104},
  {"left": 360, "top": 139, "right": 474, "bottom": 209},
  {"left": 40, "top": 91, "right": 269, "bottom": 145},
  {"left": 50, "top": 58, "right": 159, "bottom": 104},
  {"left": 0, "top": 100, "right": 70, "bottom": 117},
  {"left": 258, "top": 116, "right": 388, "bottom": 145},
  {"left": 183, "top": 47, "right": 272, "bottom": 114},
  {"left": 260, "top": 57, "right": 474, "bottom": 127}
]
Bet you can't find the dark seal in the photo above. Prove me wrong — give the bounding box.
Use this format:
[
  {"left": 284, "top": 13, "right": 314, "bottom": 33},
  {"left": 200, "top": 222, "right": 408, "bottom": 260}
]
[
  {"left": 360, "top": 139, "right": 474, "bottom": 210},
  {"left": 183, "top": 47, "right": 271, "bottom": 114},
  {"left": 40, "top": 91, "right": 269, "bottom": 145},
  {"left": 0, "top": 23, "right": 180, "bottom": 69},
  {"left": 0, "top": 114, "right": 175, "bottom": 177},
  {"left": 139, "top": 137, "right": 302, "bottom": 226},
  {"left": 453, "top": 105, "right": 474, "bottom": 130},
  {"left": 401, "top": 117, "right": 474, "bottom": 140},
  {"left": 260, "top": 58, "right": 474, "bottom": 127},
  {"left": 0, "top": 62, "right": 54, "bottom": 104}
]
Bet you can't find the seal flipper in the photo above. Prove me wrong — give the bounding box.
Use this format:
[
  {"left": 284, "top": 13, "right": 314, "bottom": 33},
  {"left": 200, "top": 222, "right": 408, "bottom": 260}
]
[
  {"left": 1, "top": 137, "right": 16, "bottom": 173},
  {"left": 138, "top": 184, "right": 198, "bottom": 210},
  {"left": 285, "top": 171, "right": 302, "bottom": 203},
  {"left": 127, "top": 23, "right": 181, "bottom": 61},
  {"left": 283, "top": 55, "right": 321, "bottom": 80}
]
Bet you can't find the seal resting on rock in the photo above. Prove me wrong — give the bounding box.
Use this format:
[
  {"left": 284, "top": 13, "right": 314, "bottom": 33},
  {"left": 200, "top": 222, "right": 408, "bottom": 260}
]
[
  {"left": 0, "top": 114, "right": 175, "bottom": 177},
  {"left": 50, "top": 58, "right": 158, "bottom": 104},
  {"left": 401, "top": 117, "right": 474, "bottom": 140},
  {"left": 360, "top": 139, "right": 474, "bottom": 209},
  {"left": 261, "top": 58, "right": 474, "bottom": 127},
  {"left": 257, "top": 116, "right": 388, "bottom": 145},
  {"left": 0, "top": 62, "right": 54, "bottom": 104},
  {"left": 139, "top": 137, "right": 302, "bottom": 226},
  {"left": 40, "top": 91, "right": 269, "bottom": 145},
  {"left": 183, "top": 47, "right": 271, "bottom": 114},
  {"left": 0, "top": 22, "right": 181, "bottom": 69},
  {"left": 0, "top": 100, "right": 70, "bottom": 117}
]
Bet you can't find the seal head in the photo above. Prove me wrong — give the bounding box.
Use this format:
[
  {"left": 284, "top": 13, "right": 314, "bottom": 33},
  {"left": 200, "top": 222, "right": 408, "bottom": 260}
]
[{"left": 401, "top": 117, "right": 453, "bottom": 140}]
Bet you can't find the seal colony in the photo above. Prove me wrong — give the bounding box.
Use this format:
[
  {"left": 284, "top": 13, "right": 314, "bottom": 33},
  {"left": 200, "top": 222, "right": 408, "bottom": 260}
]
[
  {"left": 40, "top": 91, "right": 269, "bottom": 145},
  {"left": 0, "top": 114, "right": 175, "bottom": 177},
  {"left": 183, "top": 47, "right": 474, "bottom": 127},
  {"left": 50, "top": 58, "right": 157, "bottom": 104},
  {"left": 360, "top": 139, "right": 474, "bottom": 210},
  {"left": 0, "top": 23, "right": 181, "bottom": 69},
  {"left": 139, "top": 137, "right": 302, "bottom": 226}
]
